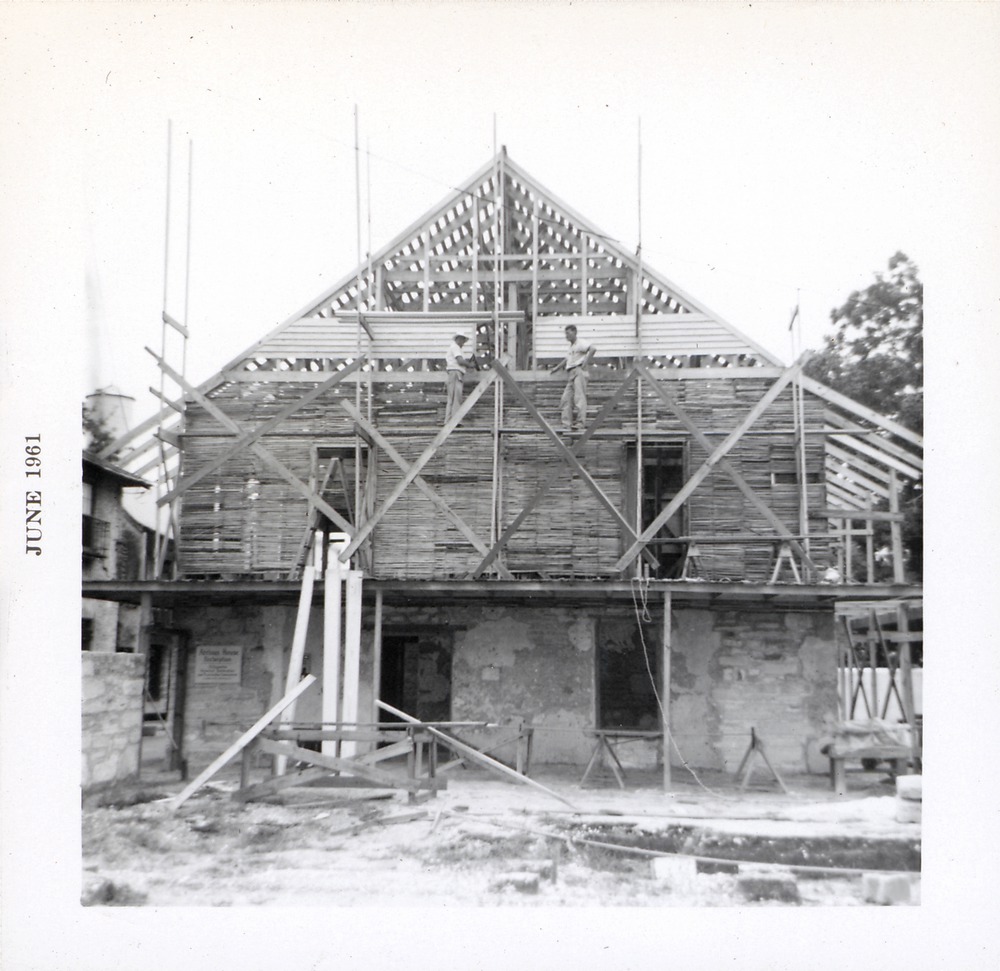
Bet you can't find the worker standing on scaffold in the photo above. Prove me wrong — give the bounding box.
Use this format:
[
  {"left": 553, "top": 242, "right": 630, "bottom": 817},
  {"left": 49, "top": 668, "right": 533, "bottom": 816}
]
[
  {"left": 444, "top": 333, "right": 471, "bottom": 421},
  {"left": 551, "top": 324, "right": 595, "bottom": 433}
]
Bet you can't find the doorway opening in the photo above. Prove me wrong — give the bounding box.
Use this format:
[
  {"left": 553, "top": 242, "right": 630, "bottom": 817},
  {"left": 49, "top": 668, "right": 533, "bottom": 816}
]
[
  {"left": 379, "top": 630, "right": 453, "bottom": 724},
  {"left": 596, "top": 616, "right": 660, "bottom": 731}
]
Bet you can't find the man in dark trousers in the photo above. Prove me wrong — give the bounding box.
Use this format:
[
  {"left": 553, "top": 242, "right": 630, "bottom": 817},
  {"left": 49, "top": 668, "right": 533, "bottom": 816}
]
[
  {"left": 445, "top": 333, "right": 471, "bottom": 421},
  {"left": 551, "top": 324, "right": 595, "bottom": 431}
]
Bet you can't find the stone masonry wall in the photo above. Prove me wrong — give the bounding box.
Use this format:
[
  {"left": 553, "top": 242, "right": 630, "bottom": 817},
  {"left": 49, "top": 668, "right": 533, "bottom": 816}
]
[
  {"left": 176, "top": 604, "right": 280, "bottom": 767},
  {"left": 670, "top": 607, "right": 838, "bottom": 774},
  {"left": 81, "top": 652, "right": 145, "bottom": 791},
  {"left": 368, "top": 604, "right": 597, "bottom": 765},
  {"left": 170, "top": 600, "right": 838, "bottom": 776}
]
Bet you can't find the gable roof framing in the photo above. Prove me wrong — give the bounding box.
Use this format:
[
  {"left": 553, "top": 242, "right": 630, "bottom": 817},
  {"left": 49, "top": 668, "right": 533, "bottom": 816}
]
[{"left": 230, "top": 150, "right": 780, "bottom": 369}]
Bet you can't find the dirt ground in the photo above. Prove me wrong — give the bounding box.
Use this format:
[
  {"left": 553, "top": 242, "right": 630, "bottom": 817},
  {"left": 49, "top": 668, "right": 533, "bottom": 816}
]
[{"left": 82, "top": 757, "right": 920, "bottom": 907}]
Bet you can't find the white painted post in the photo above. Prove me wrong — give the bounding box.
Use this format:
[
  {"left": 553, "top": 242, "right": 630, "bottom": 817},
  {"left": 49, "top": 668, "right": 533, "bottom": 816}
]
[
  {"left": 274, "top": 564, "right": 315, "bottom": 774},
  {"left": 341, "top": 569, "right": 364, "bottom": 757},
  {"left": 889, "top": 469, "right": 906, "bottom": 584},
  {"left": 321, "top": 554, "right": 343, "bottom": 756},
  {"left": 662, "top": 590, "right": 672, "bottom": 792},
  {"left": 371, "top": 588, "right": 383, "bottom": 727}
]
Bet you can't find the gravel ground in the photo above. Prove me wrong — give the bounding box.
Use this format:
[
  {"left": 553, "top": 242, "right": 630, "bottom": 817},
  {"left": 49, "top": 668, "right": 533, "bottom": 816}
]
[{"left": 81, "top": 764, "right": 919, "bottom": 907}]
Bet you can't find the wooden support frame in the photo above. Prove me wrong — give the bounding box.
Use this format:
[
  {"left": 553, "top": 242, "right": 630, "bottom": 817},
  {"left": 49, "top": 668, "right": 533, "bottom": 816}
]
[
  {"left": 617, "top": 359, "right": 815, "bottom": 573},
  {"left": 274, "top": 565, "right": 316, "bottom": 775},
  {"left": 471, "top": 366, "right": 646, "bottom": 577},
  {"left": 147, "top": 347, "right": 356, "bottom": 536},
  {"left": 340, "top": 399, "right": 514, "bottom": 579},
  {"left": 337, "top": 369, "right": 499, "bottom": 562},
  {"left": 158, "top": 357, "right": 364, "bottom": 508},
  {"left": 800, "top": 374, "right": 923, "bottom": 448},
  {"left": 169, "top": 674, "right": 316, "bottom": 810},
  {"left": 491, "top": 360, "right": 659, "bottom": 572},
  {"left": 377, "top": 699, "right": 579, "bottom": 810}
]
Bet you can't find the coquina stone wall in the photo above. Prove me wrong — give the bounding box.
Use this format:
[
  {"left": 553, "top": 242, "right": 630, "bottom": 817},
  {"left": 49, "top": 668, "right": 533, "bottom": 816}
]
[
  {"left": 172, "top": 599, "right": 838, "bottom": 776},
  {"left": 670, "top": 607, "right": 838, "bottom": 773},
  {"left": 81, "top": 652, "right": 145, "bottom": 791}
]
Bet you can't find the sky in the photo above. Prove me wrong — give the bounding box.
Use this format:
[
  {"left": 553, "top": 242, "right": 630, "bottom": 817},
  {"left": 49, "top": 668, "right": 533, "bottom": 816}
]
[
  {"left": 5, "top": 1, "right": 998, "bottom": 429},
  {"left": 3, "top": 4, "right": 1000, "bottom": 967}
]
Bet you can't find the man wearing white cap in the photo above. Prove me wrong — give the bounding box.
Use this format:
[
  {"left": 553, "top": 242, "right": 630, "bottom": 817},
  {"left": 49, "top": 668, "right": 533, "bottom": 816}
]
[{"left": 444, "top": 333, "right": 471, "bottom": 421}]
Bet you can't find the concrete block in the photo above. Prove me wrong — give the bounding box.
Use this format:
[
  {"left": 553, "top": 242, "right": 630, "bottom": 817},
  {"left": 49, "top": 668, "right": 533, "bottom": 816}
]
[
  {"left": 736, "top": 867, "right": 801, "bottom": 904},
  {"left": 862, "top": 872, "right": 918, "bottom": 905},
  {"left": 896, "top": 775, "right": 922, "bottom": 802},
  {"left": 489, "top": 871, "right": 540, "bottom": 894},
  {"left": 651, "top": 855, "right": 698, "bottom": 892},
  {"left": 895, "top": 799, "right": 922, "bottom": 824}
]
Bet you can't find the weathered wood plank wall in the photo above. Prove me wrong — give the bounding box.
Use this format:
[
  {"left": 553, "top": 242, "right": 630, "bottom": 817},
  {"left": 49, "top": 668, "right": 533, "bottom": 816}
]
[{"left": 176, "top": 373, "right": 829, "bottom": 579}]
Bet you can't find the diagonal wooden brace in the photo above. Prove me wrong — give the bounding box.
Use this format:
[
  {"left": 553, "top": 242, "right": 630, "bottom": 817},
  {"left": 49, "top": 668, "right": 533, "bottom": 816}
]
[
  {"left": 340, "top": 399, "right": 514, "bottom": 579},
  {"left": 337, "top": 369, "right": 499, "bottom": 562},
  {"left": 471, "top": 366, "right": 649, "bottom": 577},
  {"left": 615, "top": 358, "right": 810, "bottom": 572},
  {"left": 492, "top": 361, "right": 659, "bottom": 572},
  {"left": 158, "top": 357, "right": 364, "bottom": 507},
  {"left": 633, "top": 359, "right": 817, "bottom": 574},
  {"left": 147, "top": 348, "right": 356, "bottom": 536}
]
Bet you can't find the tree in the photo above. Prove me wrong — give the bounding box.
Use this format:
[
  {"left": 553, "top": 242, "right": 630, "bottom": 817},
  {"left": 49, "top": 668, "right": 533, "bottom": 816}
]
[
  {"left": 805, "top": 252, "right": 923, "bottom": 579},
  {"left": 805, "top": 251, "right": 923, "bottom": 434},
  {"left": 83, "top": 399, "right": 118, "bottom": 458}
]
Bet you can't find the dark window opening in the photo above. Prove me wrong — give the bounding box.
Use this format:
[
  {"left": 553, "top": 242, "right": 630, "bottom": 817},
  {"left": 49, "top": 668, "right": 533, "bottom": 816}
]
[
  {"left": 626, "top": 443, "right": 687, "bottom": 578},
  {"left": 771, "top": 471, "right": 823, "bottom": 486},
  {"left": 143, "top": 642, "right": 172, "bottom": 723},
  {"left": 81, "top": 617, "right": 94, "bottom": 651},
  {"left": 115, "top": 534, "right": 141, "bottom": 580},
  {"left": 596, "top": 617, "right": 661, "bottom": 731},
  {"left": 379, "top": 632, "right": 453, "bottom": 724}
]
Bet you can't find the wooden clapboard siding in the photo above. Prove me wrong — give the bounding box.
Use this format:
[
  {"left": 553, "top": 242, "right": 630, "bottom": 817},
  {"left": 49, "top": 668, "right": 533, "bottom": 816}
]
[
  {"left": 533, "top": 314, "right": 760, "bottom": 361},
  {"left": 175, "top": 371, "right": 833, "bottom": 580},
  {"left": 249, "top": 312, "right": 523, "bottom": 363}
]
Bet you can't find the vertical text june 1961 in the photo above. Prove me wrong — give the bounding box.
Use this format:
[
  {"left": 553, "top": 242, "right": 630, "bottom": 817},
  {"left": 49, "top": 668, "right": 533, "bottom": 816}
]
[{"left": 25, "top": 435, "right": 42, "bottom": 555}]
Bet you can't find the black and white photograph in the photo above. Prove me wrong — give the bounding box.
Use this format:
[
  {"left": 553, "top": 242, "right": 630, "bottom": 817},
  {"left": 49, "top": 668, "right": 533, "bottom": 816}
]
[{"left": 1, "top": 1, "right": 998, "bottom": 968}]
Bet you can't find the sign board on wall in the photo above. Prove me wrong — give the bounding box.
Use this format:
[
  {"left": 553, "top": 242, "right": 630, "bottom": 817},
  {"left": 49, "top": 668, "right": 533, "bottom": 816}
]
[{"left": 194, "top": 645, "right": 243, "bottom": 684}]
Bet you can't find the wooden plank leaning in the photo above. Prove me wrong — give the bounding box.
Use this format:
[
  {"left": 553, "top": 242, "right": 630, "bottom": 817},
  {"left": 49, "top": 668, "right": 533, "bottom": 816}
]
[
  {"left": 169, "top": 674, "right": 316, "bottom": 811},
  {"left": 377, "top": 699, "right": 580, "bottom": 810}
]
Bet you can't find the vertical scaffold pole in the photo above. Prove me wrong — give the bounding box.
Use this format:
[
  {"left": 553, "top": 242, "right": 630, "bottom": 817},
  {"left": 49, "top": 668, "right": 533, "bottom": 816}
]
[{"left": 661, "top": 590, "right": 672, "bottom": 791}]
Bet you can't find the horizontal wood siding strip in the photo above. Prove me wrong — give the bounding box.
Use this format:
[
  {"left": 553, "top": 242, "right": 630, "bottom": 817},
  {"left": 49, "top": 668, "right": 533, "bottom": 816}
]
[
  {"left": 534, "top": 315, "right": 755, "bottom": 358},
  {"left": 253, "top": 315, "right": 515, "bottom": 360}
]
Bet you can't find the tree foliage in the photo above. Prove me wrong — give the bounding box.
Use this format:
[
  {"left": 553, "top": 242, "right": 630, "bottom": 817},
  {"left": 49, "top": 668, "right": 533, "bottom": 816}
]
[
  {"left": 804, "top": 251, "right": 923, "bottom": 434},
  {"left": 805, "top": 252, "right": 923, "bottom": 579},
  {"left": 83, "top": 400, "right": 118, "bottom": 457}
]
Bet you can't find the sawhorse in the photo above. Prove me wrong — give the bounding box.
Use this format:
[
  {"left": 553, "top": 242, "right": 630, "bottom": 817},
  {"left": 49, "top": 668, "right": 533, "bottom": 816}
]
[
  {"left": 770, "top": 541, "right": 802, "bottom": 583},
  {"left": 735, "top": 727, "right": 790, "bottom": 794}
]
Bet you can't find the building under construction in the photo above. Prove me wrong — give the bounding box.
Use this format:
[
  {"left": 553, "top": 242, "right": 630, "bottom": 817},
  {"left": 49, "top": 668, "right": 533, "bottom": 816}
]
[{"left": 84, "top": 150, "right": 923, "bottom": 794}]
